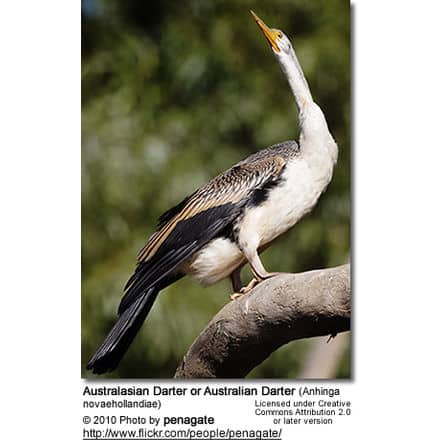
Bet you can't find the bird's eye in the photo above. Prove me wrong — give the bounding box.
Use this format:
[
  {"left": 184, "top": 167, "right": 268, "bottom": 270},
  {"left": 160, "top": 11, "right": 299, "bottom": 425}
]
[{"left": 277, "top": 31, "right": 283, "bottom": 39}]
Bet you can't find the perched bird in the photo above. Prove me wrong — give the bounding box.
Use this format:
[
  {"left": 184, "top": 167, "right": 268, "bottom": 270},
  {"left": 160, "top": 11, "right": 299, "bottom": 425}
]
[{"left": 87, "top": 11, "right": 338, "bottom": 374}]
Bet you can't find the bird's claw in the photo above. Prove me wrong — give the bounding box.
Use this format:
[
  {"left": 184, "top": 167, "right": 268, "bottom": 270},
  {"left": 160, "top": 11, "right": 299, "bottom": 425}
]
[
  {"left": 229, "top": 278, "right": 260, "bottom": 301},
  {"left": 240, "top": 278, "right": 259, "bottom": 294}
]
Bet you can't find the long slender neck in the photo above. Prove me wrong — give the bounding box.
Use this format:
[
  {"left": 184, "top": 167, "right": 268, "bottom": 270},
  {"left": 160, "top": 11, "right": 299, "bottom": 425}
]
[
  {"left": 277, "top": 47, "right": 338, "bottom": 165},
  {"left": 278, "top": 48, "right": 313, "bottom": 111}
]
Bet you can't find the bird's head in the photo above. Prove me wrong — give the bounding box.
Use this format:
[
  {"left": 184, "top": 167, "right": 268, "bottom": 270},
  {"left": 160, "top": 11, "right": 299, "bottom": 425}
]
[{"left": 250, "top": 11, "right": 293, "bottom": 58}]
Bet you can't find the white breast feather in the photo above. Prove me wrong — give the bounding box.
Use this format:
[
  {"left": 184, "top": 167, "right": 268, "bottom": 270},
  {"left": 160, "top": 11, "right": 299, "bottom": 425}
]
[{"left": 238, "top": 153, "right": 334, "bottom": 252}]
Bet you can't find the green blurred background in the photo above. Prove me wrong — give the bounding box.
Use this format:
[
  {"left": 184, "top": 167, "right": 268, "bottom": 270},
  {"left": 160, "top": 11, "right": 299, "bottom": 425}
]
[{"left": 82, "top": 0, "right": 350, "bottom": 378}]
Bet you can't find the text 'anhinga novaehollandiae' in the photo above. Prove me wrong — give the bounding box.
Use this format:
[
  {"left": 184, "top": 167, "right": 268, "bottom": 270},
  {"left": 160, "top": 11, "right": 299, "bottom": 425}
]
[{"left": 87, "top": 11, "right": 338, "bottom": 374}]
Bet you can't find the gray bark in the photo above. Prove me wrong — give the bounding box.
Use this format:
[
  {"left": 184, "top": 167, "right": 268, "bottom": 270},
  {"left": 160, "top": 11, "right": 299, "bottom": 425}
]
[{"left": 175, "top": 264, "right": 350, "bottom": 378}]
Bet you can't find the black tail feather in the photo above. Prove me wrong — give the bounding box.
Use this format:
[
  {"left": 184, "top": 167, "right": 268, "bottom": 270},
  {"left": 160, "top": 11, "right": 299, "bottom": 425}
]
[{"left": 86, "top": 286, "right": 160, "bottom": 374}]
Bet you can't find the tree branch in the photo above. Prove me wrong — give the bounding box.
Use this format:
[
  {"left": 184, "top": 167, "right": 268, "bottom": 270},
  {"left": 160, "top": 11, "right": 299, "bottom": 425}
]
[{"left": 175, "top": 264, "right": 350, "bottom": 378}]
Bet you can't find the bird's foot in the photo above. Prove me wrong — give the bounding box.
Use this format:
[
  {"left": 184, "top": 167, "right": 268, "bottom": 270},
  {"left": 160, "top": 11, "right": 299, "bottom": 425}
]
[
  {"left": 240, "top": 278, "right": 259, "bottom": 294},
  {"left": 229, "top": 278, "right": 259, "bottom": 301}
]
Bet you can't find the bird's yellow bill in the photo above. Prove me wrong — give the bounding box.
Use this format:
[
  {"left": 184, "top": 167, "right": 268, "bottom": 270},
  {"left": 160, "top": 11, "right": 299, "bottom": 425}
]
[{"left": 250, "top": 10, "right": 280, "bottom": 53}]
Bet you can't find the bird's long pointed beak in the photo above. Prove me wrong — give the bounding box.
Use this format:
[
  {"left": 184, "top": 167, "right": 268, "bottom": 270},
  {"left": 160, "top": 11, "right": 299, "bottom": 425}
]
[{"left": 250, "top": 10, "right": 280, "bottom": 53}]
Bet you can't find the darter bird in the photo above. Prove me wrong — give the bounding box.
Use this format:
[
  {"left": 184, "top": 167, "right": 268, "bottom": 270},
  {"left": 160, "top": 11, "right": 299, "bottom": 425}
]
[{"left": 87, "top": 11, "right": 338, "bottom": 374}]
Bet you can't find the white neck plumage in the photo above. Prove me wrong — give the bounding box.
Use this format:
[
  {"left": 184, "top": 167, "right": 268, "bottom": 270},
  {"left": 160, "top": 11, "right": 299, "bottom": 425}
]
[
  {"left": 279, "top": 47, "right": 312, "bottom": 110},
  {"left": 277, "top": 46, "right": 338, "bottom": 165}
]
